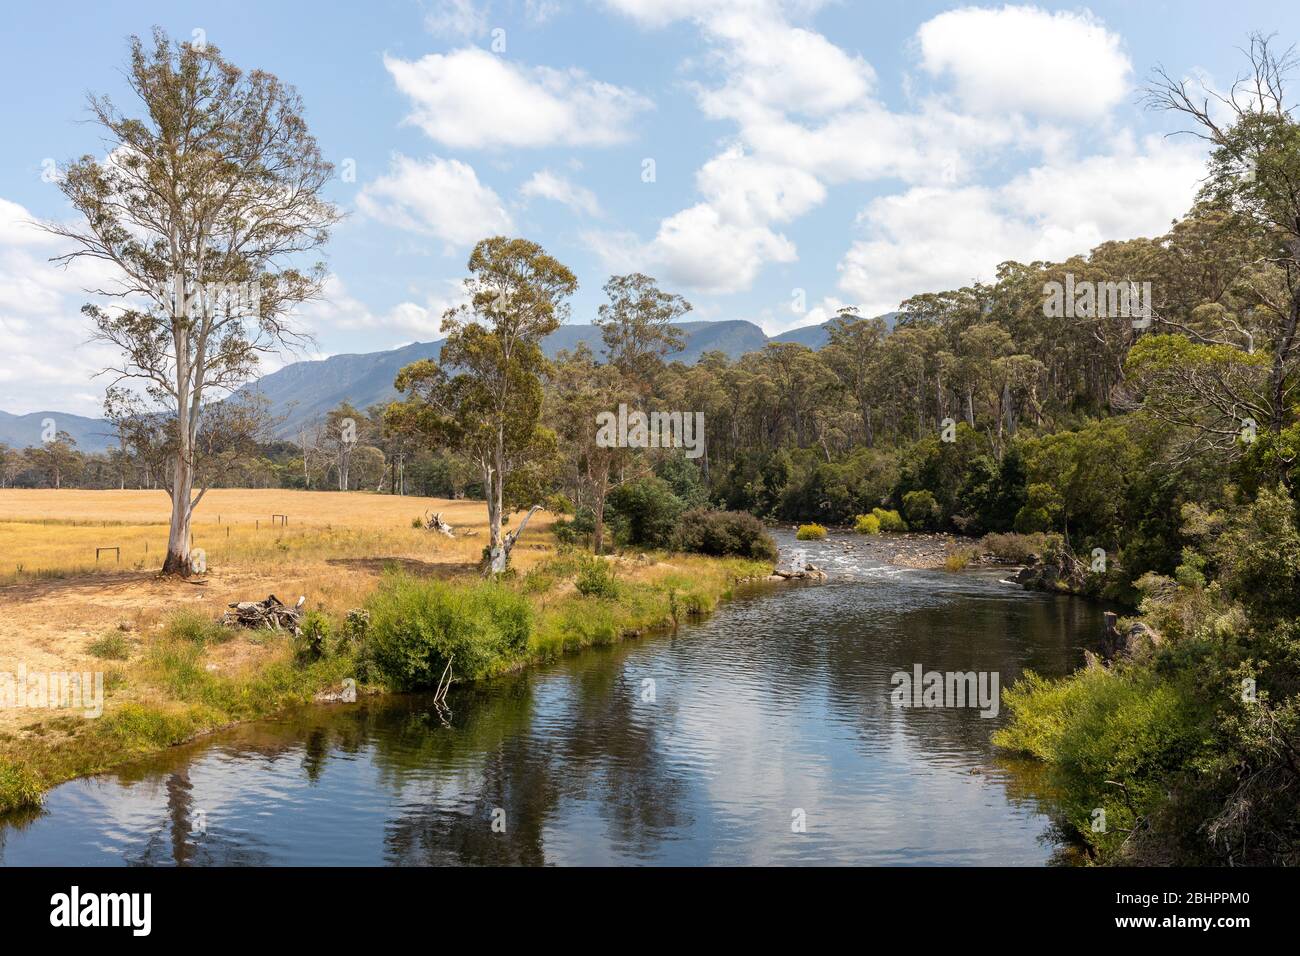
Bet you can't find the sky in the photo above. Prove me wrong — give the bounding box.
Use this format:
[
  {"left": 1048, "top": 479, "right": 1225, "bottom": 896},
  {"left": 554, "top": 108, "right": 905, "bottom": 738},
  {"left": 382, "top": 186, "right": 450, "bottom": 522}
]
[{"left": 1, "top": 0, "right": 1298, "bottom": 416}]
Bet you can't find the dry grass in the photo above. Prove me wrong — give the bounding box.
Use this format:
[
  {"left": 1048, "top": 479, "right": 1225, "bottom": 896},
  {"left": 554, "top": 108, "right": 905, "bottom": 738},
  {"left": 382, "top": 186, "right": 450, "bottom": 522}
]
[
  {"left": 0, "top": 489, "right": 556, "bottom": 736},
  {"left": 0, "top": 488, "right": 557, "bottom": 581}
]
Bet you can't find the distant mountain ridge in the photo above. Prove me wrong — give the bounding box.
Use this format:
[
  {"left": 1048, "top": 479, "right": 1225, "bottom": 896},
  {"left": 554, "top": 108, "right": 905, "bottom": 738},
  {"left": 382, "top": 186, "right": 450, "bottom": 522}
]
[
  {"left": 8, "top": 314, "right": 896, "bottom": 448},
  {"left": 0, "top": 409, "right": 118, "bottom": 454}
]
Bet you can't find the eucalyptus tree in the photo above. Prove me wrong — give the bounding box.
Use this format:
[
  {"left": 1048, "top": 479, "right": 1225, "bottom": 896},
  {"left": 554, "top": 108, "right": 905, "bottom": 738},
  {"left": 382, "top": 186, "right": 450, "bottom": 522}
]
[
  {"left": 45, "top": 29, "right": 339, "bottom": 574},
  {"left": 1146, "top": 33, "right": 1300, "bottom": 433},
  {"left": 595, "top": 273, "right": 689, "bottom": 394},
  {"left": 388, "top": 237, "right": 577, "bottom": 573}
]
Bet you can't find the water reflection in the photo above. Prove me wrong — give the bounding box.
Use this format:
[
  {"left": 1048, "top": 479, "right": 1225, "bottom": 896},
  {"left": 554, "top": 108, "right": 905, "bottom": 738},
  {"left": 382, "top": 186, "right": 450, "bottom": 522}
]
[{"left": 0, "top": 533, "right": 1102, "bottom": 866}]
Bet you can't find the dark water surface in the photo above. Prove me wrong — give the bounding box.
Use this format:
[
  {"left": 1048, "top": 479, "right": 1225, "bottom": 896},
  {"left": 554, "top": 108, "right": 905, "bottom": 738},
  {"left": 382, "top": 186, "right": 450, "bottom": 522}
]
[{"left": 0, "top": 533, "right": 1103, "bottom": 865}]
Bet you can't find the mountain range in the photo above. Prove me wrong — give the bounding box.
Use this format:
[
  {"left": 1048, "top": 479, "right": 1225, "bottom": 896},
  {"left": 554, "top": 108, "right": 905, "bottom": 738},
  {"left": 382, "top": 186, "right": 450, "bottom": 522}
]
[{"left": 5, "top": 314, "right": 895, "bottom": 451}]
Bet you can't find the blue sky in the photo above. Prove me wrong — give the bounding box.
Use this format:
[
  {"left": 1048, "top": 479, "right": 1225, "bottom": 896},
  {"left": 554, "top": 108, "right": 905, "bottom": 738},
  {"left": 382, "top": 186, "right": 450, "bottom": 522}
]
[{"left": 2, "top": 0, "right": 1298, "bottom": 415}]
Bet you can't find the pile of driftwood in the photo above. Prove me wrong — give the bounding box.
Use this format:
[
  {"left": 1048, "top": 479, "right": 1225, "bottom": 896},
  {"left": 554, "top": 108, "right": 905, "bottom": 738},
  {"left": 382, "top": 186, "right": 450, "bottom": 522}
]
[
  {"left": 222, "top": 594, "right": 306, "bottom": 633},
  {"left": 421, "top": 511, "right": 455, "bottom": 537}
]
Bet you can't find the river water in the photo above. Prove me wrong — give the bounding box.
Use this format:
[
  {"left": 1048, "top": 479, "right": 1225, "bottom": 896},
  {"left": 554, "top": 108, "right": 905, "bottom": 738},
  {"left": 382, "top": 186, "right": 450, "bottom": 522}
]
[{"left": 0, "top": 533, "right": 1102, "bottom": 866}]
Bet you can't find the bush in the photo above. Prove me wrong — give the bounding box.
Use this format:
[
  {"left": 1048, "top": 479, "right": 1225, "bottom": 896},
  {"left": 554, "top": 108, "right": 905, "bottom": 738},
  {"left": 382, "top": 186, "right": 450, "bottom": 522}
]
[
  {"left": 944, "top": 547, "right": 977, "bottom": 571},
  {"left": 853, "top": 513, "right": 881, "bottom": 535},
  {"left": 673, "top": 509, "right": 778, "bottom": 561},
  {"left": 608, "top": 476, "right": 685, "bottom": 548},
  {"left": 87, "top": 632, "right": 130, "bottom": 660},
  {"left": 901, "top": 490, "right": 940, "bottom": 530},
  {"left": 294, "top": 610, "right": 332, "bottom": 664},
  {"left": 165, "top": 609, "right": 229, "bottom": 647},
  {"left": 545, "top": 492, "right": 574, "bottom": 515},
  {"left": 796, "top": 523, "right": 827, "bottom": 540},
  {"left": 995, "top": 664, "right": 1208, "bottom": 859},
  {"left": 0, "top": 758, "right": 42, "bottom": 812},
  {"left": 575, "top": 555, "right": 620, "bottom": 598},
  {"left": 980, "top": 532, "right": 1051, "bottom": 563},
  {"left": 871, "top": 507, "right": 907, "bottom": 532},
  {"left": 364, "top": 575, "right": 532, "bottom": 689}
]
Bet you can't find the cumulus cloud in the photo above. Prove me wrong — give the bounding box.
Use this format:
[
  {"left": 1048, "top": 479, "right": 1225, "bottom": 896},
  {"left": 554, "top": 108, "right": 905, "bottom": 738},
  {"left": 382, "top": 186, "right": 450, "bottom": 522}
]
[
  {"left": 357, "top": 154, "right": 513, "bottom": 248},
  {"left": 916, "top": 5, "right": 1132, "bottom": 120},
  {"left": 0, "top": 198, "right": 126, "bottom": 416},
  {"left": 520, "top": 169, "right": 601, "bottom": 217},
  {"left": 295, "top": 274, "right": 466, "bottom": 342},
  {"left": 585, "top": 146, "right": 816, "bottom": 293},
  {"left": 384, "top": 48, "right": 652, "bottom": 149},
  {"left": 837, "top": 136, "right": 1206, "bottom": 315}
]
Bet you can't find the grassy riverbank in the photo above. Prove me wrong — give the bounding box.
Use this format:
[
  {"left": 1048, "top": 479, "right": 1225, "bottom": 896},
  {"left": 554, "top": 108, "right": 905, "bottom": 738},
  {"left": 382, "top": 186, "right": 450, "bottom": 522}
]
[{"left": 0, "top": 548, "right": 770, "bottom": 813}]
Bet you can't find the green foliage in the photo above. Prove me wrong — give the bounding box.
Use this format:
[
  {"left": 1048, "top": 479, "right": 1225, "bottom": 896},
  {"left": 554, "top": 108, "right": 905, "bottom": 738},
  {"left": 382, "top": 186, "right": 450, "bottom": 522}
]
[
  {"left": 294, "top": 610, "right": 332, "bottom": 664},
  {"left": 1015, "top": 483, "right": 1063, "bottom": 533},
  {"left": 980, "top": 532, "right": 1051, "bottom": 563},
  {"left": 0, "top": 758, "right": 43, "bottom": 812},
  {"left": 901, "top": 490, "right": 940, "bottom": 530},
  {"left": 608, "top": 475, "right": 684, "bottom": 548},
  {"left": 795, "top": 523, "right": 827, "bottom": 540},
  {"left": 871, "top": 507, "right": 908, "bottom": 532},
  {"left": 853, "top": 513, "right": 881, "bottom": 534},
  {"left": 364, "top": 574, "right": 532, "bottom": 689},
  {"left": 575, "top": 555, "right": 620, "bottom": 598},
  {"left": 164, "top": 609, "right": 229, "bottom": 647},
  {"left": 655, "top": 456, "right": 711, "bottom": 509},
  {"left": 673, "top": 508, "right": 778, "bottom": 561},
  {"left": 996, "top": 663, "right": 1210, "bottom": 859},
  {"left": 87, "top": 632, "right": 130, "bottom": 660}
]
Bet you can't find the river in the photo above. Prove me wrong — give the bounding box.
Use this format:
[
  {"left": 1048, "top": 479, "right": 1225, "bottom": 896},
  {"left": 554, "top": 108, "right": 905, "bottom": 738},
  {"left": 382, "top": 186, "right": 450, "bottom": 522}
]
[{"left": 0, "top": 532, "right": 1102, "bottom": 865}]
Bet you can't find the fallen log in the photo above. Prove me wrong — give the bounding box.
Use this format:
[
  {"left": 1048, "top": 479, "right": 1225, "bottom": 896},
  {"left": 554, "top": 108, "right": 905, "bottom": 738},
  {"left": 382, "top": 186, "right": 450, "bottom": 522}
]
[
  {"left": 422, "top": 511, "right": 455, "bottom": 537},
  {"left": 222, "top": 594, "right": 306, "bottom": 634}
]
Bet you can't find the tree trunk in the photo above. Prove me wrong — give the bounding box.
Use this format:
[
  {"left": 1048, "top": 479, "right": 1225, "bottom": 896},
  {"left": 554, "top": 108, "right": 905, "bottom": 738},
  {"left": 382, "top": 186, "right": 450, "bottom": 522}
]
[
  {"left": 162, "top": 442, "right": 195, "bottom": 575},
  {"left": 592, "top": 466, "right": 608, "bottom": 554},
  {"left": 489, "top": 504, "right": 542, "bottom": 574}
]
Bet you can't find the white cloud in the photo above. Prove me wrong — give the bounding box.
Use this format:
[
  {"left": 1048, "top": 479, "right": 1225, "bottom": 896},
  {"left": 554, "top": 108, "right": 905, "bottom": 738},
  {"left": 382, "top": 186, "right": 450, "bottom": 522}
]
[
  {"left": 652, "top": 204, "right": 797, "bottom": 293},
  {"left": 520, "top": 169, "right": 601, "bottom": 217},
  {"left": 698, "top": 10, "right": 874, "bottom": 119},
  {"left": 357, "top": 154, "right": 513, "bottom": 248},
  {"left": 296, "top": 275, "right": 466, "bottom": 342},
  {"left": 384, "top": 48, "right": 652, "bottom": 149},
  {"left": 917, "top": 6, "right": 1132, "bottom": 120},
  {"left": 585, "top": 146, "right": 815, "bottom": 293},
  {"left": 694, "top": 146, "right": 826, "bottom": 224},
  {"left": 424, "top": 0, "right": 489, "bottom": 38},
  {"left": 0, "top": 198, "right": 124, "bottom": 416},
  {"left": 837, "top": 137, "right": 1205, "bottom": 315}
]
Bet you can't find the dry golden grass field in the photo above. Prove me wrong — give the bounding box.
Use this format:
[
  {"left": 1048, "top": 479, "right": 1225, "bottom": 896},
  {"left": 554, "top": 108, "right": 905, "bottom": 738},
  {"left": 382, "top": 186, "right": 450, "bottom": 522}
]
[{"left": 0, "top": 489, "right": 557, "bottom": 733}]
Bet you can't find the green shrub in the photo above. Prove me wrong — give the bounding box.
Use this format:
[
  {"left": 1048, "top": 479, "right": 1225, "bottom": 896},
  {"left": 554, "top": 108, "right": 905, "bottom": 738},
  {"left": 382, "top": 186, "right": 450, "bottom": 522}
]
[
  {"left": 980, "top": 532, "right": 1050, "bottom": 563},
  {"left": 575, "top": 555, "right": 620, "bottom": 598},
  {"left": 994, "top": 664, "right": 1208, "bottom": 857},
  {"left": 853, "top": 513, "right": 881, "bottom": 535},
  {"left": 944, "top": 547, "right": 977, "bottom": 571},
  {"left": 673, "top": 509, "right": 778, "bottom": 561},
  {"left": 87, "top": 632, "right": 130, "bottom": 660},
  {"left": 294, "top": 610, "right": 332, "bottom": 664},
  {"left": 901, "top": 490, "right": 941, "bottom": 530},
  {"left": 164, "top": 609, "right": 229, "bottom": 647},
  {"left": 545, "top": 492, "right": 574, "bottom": 515},
  {"left": 608, "top": 476, "right": 685, "bottom": 548},
  {"left": 795, "top": 523, "right": 827, "bottom": 540},
  {"left": 871, "top": 507, "right": 907, "bottom": 532},
  {"left": 364, "top": 575, "right": 532, "bottom": 689},
  {"left": 0, "top": 758, "right": 42, "bottom": 812}
]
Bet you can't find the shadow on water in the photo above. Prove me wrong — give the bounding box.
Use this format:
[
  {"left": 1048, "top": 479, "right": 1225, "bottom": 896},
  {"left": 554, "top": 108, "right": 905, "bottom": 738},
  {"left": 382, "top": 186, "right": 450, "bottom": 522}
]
[{"left": 0, "top": 532, "right": 1104, "bottom": 866}]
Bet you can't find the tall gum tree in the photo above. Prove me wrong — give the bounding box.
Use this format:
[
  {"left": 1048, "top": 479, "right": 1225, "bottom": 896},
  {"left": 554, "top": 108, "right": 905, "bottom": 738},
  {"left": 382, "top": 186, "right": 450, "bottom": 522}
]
[
  {"left": 1145, "top": 33, "right": 1300, "bottom": 436},
  {"left": 44, "top": 30, "right": 339, "bottom": 575},
  {"left": 388, "top": 237, "right": 577, "bottom": 574}
]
